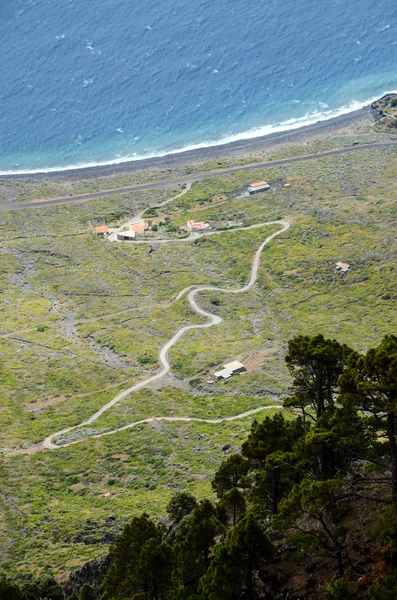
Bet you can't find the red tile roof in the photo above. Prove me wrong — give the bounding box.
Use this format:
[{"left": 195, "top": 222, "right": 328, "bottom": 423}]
[{"left": 250, "top": 181, "right": 268, "bottom": 187}]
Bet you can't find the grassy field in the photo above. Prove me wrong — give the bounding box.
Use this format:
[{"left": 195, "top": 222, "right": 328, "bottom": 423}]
[{"left": 0, "top": 135, "right": 396, "bottom": 577}]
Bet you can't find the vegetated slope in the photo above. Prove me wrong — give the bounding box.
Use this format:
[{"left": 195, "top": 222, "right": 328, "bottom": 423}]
[
  {"left": 0, "top": 145, "right": 396, "bottom": 576},
  {"left": 2, "top": 333, "right": 397, "bottom": 600}
]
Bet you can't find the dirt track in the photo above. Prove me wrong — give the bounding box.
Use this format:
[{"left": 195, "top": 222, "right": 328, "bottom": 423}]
[
  {"left": 1, "top": 141, "right": 397, "bottom": 213},
  {"left": 43, "top": 220, "right": 290, "bottom": 450}
]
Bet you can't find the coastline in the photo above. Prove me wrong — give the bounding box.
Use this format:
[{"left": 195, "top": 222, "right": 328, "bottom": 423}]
[{"left": 1, "top": 105, "right": 374, "bottom": 182}]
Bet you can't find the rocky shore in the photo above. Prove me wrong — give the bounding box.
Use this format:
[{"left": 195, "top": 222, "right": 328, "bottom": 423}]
[{"left": 3, "top": 105, "right": 373, "bottom": 182}]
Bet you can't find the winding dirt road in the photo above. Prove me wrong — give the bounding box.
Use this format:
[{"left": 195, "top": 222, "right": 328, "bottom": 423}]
[{"left": 43, "top": 219, "right": 290, "bottom": 449}]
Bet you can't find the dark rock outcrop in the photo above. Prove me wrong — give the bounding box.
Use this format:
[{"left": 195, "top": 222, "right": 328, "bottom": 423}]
[{"left": 64, "top": 554, "right": 112, "bottom": 596}]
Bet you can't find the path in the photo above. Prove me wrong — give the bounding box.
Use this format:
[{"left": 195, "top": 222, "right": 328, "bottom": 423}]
[
  {"left": 43, "top": 219, "right": 290, "bottom": 449},
  {"left": 107, "top": 183, "right": 192, "bottom": 242},
  {"left": 1, "top": 142, "right": 396, "bottom": 212}
]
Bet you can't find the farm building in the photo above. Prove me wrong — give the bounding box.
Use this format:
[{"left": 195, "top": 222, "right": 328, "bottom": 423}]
[
  {"left": 130, "top": 223, "right": 149, "bottom": 234},
  {"left": 117, "top": 230, "right": 136, "bottom": 241},
  {"left": 335, "top": 262, "right": 350, "bottom": 273},
  {"left": 213, "top": 360, "right": 246, "bottom": 380},
  {"left": 187, "top": 220, "right": 211, "bottom": 231},
  {"left": 247, "top": 181, "right": 270, "bottom": 194},
  {"left": 95, "top": 225, "right": 109, "bottom": 236}
]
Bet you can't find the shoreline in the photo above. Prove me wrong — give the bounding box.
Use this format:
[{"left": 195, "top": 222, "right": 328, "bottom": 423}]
[{"left": 1, "top": 105, "right": 373, "bottom": 181}]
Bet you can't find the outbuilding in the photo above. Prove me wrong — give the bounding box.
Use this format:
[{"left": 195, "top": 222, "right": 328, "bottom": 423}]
[
  {"left": 213, "top": 368, "right": 233, "bottom": 380},
  {"left": 117, "top": 230, "right": 136, "bottom": 241},
  {"left": 247, "top": 181, "right": 270, "bottom": 194},
  {"left": 223, "top": 360, "right": 246, "bottom": 374},
  {"left": 335, "top": 262, "right": 350, "bottom": 273},
  {"left": 187, "top": 220, "right": 211, "bottom": 231},
  {"left": 95, "top": 225, "right": 109, "bottom": 236},
  {"left": 213, "top": 360, "right": 246, "bottom": 380}
]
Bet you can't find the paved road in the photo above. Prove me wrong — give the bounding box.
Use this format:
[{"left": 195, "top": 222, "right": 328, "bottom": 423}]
[
  {"left": 43, "top": 220, "right": 289, "bottom": 449},
  {"left": 1, "top": 142, "right": 396, "bottom": 212}
]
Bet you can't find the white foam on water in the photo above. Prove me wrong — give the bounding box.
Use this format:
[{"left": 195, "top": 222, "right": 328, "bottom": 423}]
[{"left": 1, "top": 89, "right": 396, "bottom": 176}]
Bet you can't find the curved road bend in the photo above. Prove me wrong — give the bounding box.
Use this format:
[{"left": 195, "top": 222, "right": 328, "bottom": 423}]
[
  {"left": 1, "top": 142, "right": 396, "bottom": 212},
  {"left": 43, "top": 220, "right": 290, "bottom": 449}
]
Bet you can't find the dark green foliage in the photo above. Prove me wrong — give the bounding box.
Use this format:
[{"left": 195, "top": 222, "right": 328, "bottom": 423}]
[
  {"left": 242, "top": 413, "right": 304, "bottom": 514},
  {"left": 325, "top": 578, "right": 359, "bottom": 599},
  {"left": 79, "top": 584, "right": 97, "bottom": 600},
  {"left": 0, "top": 578, "right": 24, "bottom": 600},
  {"left": 211, "top": 454, "right": 249, "bottom": 499},
  {"left": 167, "top": 492, "right": 197, "bottom": 523},
  {"left": 218, "top": 488, "right": 246, "bottom": 527},
  {"left": 199, "top": 514, "right": 274, "bottom": 600},
  {"left": 369, "top": 572, "right": 397, "bottom": 599},
  {"left": 22, "top": 582, "right": 41, "bottom": 600},
  {"left": 285, "top": 334, "right": 355, "bottom": 421},
  {"left": 274, "top": 478, "right": 350, "bottom": 577},
  {"left": 36, "top": 578, "right": 65, "bottom": 600},
  {"left": 102, "top": 513, "right": 173, "bottom": 600},
  {"left": 340, "top": 335, "right": 397, "bottom": 501},
  {"left": 173, "top": 500, "right": 224, "bottom": 599}
]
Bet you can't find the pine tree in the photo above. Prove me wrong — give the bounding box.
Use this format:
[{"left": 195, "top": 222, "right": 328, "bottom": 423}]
[
  {"left": 167, "top": 492, "right": 197, "bottom": 523},
  {"left": 172, "top": 500, "right": 224, "bottom": 599},
  {"left": 102, "top": 513, "right": 166, "bottom": 600},
  {"left": 369, "top": 572, "right": 397, "bottom": 599},
  {"left": 37, "top": 577, "right": 64, "bottom": 600},
  {"left": 340, "top": 335, "right": 397, "bottom": 502},
  {"left": 211, "top": 455, "right": 249, "bottom": 499},
  {"left": 199, "top": 514, "right": 274, "bottom": 600},
  {"left": 79, "top": 583, "right": 97, "bottom": 600},
  {"left": 242, "top": 413, "right": 303, "bottom": 514},
  {"left": 274, "top": 478, "right": 350, "bottom": 578},
  {"left": 218, "top": 488, "right": 246, "bottom": 527},
  {"left": 285, "top": 334, "right": 355, "bottom": 421},
  {"left": 0, "top": 578, "right": 24, "bottom": 600}
]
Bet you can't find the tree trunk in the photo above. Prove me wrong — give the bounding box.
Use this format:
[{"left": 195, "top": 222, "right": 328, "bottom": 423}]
[
  {"left": 271, "top": 469, "right": 279, "bottom": 515},
  {"left": 387, "top": 413, "right": 397, "bottom": 504},
  {"left": 336, "top": 548, "right": 344, "bottom": 578}
]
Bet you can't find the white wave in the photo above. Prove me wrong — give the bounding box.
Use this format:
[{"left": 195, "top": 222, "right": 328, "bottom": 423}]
[{"left": 1, "top": 89, "right": 396, "bottom": 176}]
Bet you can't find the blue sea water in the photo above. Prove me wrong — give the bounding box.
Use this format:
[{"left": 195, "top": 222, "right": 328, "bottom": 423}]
[{"left": 0, "top": 0, "right": 396, "bottom": 174}]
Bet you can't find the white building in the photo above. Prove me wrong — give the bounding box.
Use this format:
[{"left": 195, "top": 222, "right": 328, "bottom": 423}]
[
  {"left": 213, "top": 360, "right": 246, "bottom": 380},
  {"left": 247, "top": 181, "right": 270, "bottom": 194},
  {"left": 117, "top": 230, "right": 136, "bottom": 241}
]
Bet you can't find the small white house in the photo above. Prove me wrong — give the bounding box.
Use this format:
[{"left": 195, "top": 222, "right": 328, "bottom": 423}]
[
  {"left": 213, "top": 368, "right": 233, "bottom": 380},
  {"left": 213, "top": 360, "right": 246, "bottom": 380},
  {"left": 223, "top": 360, "right": 246, "bottom": 374},
  {"left": 247, "top": 181, "right": 270, "bottom": 194},
  {"left": 187, "top": 220, "right": 211, "bottom": 231},
  {"left": 117, "top": 230, "right": 136, "bottom": 241}
]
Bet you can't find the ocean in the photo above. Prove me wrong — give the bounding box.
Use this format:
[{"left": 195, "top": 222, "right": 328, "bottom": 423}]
[{"left": 0, "top": 0, "right": 396, "bottom": 174}]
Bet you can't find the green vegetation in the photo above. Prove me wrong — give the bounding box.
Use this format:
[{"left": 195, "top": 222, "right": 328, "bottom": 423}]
[
  {"left": 2, "top": 333, "right": 397, "bottom": 599},
  {"left": 0, "top": 127, "right": 396, "bottom": 580}
]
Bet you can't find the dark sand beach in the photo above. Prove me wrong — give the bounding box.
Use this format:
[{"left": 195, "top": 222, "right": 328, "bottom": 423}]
[{"left": 2, "top": 105, "right": 375, "bottom": 182}]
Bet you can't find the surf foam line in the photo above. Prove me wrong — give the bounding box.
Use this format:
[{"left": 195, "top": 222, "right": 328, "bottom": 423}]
[
  {"left": 42, "top": 220, "right": 290, "bottom": 450},
  {"left": 1, "top": 90, "right": 396, "bottom": 176}
]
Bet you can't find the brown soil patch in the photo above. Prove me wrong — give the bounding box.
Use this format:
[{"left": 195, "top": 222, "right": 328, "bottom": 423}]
[
  {"left": 286, "top": 176, "right": 307, "bottom": 184},
  {"left": 243, "top": 348, "right": 280, "bottom": 372}
]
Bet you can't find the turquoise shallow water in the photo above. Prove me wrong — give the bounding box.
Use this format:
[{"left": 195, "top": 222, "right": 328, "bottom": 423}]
[{"left": 0, "top": 0, "right": 396, "bottom": 173}]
